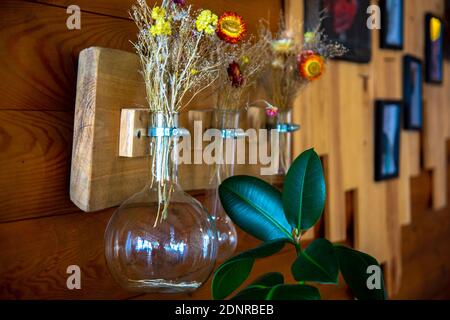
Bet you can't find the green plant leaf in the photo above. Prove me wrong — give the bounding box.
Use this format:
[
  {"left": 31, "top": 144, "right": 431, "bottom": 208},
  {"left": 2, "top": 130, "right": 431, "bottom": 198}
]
[
  {"left": 212, "top": 240, "right": 288, "bottom": 300},
  {"left": 334, "top": 245, "right": 387, "bottom": 300},
  {"left": 249, "top": 272, "right": 285, "bottom": 287},
  {"left": 231, "top": 286, "right": 272, "bottom": 300},
  {"left": 231, "top": 272, "right": 284, "bottom": 300},
  {"left": 282, "top": 149, "right": 326, "bottom": 231},
  {"left": 219, "top": 175, "right": 294, "bottom": 242},
  {"left": 212, "top": 257, "right": 254, "bottom": 300},
  {"left": 266, "top": 284, "right": 321, "bottom": 300},
  {"left": 291, "top": 238, "right": 338, "bottom": 284}
]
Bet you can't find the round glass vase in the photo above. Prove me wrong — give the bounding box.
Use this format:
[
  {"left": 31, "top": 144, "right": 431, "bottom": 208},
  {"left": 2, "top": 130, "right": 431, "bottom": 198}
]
[
  {"left": 266, "top": 108, "right": 300, "bottom": 176},
  {"left": 206, "top": 109, "right": 241, "bottom": 262},
  {"left": 104, "top": 112, "right": 218, "bottom": 293}
]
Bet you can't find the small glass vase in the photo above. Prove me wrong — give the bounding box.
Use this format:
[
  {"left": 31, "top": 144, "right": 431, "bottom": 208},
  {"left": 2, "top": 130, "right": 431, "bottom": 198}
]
[
  {"left": 266, "top": 108, "right": 300, "bottom": 176},
  {"left": 206, "top": 109, "right": 241, "bottom": 261},
  {"left": 104, "top": 112, "right": 218, "bottom": 293}
]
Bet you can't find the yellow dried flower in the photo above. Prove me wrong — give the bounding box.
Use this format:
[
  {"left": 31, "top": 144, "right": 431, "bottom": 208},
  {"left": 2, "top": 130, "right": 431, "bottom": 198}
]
[
  {"left": 149, "top": 18, "right": 172, "bottom": 36},
  {"left": 304, "top": 31, "right": 316, "bottom": 44},
  {"left": 190, "top": 69, "right": 199, "bottom": 75},
  {"left": 271, "top": 39, "right": 293, "bottom": 53},
  {"left": 196, "top": 10, "right": 218, "bottom": 35},
  {"left": 241, "top": 55, "right": 250, "bottom": 64},
  {"left": 151, "top": 6, "right": 166, "bottom": 20}
]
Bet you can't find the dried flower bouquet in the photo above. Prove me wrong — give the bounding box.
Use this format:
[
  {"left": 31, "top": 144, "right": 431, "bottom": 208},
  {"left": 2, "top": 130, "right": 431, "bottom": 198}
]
[
  {"left": 130, "top": 0, "right": 230, "bottom": 223},
  {"left": 260, "top": 20, "right": 347, "bottom": 117}
]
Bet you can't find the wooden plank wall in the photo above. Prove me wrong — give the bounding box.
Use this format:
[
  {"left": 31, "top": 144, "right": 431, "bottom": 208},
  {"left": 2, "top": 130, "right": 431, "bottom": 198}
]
[
  {"left": 0, "top": 0, "right": 449, "bottom": 299},
  {"left": 288, "top": 0, "right": 450, "bottom": 294}
]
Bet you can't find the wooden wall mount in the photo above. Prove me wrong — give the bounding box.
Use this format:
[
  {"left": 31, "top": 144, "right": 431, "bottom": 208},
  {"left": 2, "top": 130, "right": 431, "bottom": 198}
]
[
  {"left": 70, "top": 47, "right": 268, "bottom": 212},
  {"left": 119, "top": 108, "right": 149, "bottom": 158},
  {"left": 70, "top": 47, "right": 150, "bottom": 212}
]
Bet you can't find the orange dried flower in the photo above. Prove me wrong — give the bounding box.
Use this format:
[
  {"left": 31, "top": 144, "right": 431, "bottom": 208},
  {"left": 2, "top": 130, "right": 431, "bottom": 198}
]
[
  {"left": 216, "top": 12, "right": 246, "bottom": 44},
  {"left": 297, "top": 50, "right": 325, "bottom": 81}
]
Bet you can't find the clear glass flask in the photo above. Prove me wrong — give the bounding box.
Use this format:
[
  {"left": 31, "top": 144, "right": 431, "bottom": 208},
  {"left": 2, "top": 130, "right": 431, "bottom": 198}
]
[{"left": 104, "top": 112, "right": 218, "bottom": 293}]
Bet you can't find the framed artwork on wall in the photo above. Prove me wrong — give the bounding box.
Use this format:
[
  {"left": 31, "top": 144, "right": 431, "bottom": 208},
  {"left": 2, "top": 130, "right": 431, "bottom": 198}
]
[
  {"left": 425, "top": 13, "right": 444, "bottom": 84},
  {"left": 375, "top": 100, "right": 402, "bottom": 181},
  {"left": 304, "top": 0, "right": 372, "bottom": 63},
  {"left": 380, "top": 0, "right": 404, "bottom": 50},
  {"left": 403, "top": 55, "right": 423, "bottom": 130}
]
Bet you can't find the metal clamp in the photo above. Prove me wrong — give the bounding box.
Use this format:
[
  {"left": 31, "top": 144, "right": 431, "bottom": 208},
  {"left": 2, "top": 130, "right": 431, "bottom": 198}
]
[
  {"left": 276, "top": 123, "right": 300, "bottom": 133},
  {"left": 147, "top": 127, "right": 190, "bottom": 137},
  {"left": 221, "top": 128, "right": 246, "bottom": 139}
]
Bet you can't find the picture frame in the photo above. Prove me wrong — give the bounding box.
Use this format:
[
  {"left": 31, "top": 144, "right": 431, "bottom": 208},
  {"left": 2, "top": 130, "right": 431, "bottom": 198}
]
[
  {"left": 375, "top": 100, "right": 402, "bottom": 181},
  {"left": 380, "top": 0, "right": 404, "bottom": 50},
  {"left": 425, "top": 13, "right": 444, "bottom": 84},
  {"left": 403, "top": 55, "right": 423, "bottom": 130},
  {"left": 304, "top": 0, "right": 372, "bottom": 63}
]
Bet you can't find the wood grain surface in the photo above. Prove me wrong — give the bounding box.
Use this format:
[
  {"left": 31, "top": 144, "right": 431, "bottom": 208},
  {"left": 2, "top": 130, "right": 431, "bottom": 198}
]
[
  {"left": 30, "top": 0, "right": 282, "bottom": 30},
  {"left": 0, "top": 1, "right": 136, "bottom": 111},
  {"left": 0, "top": 146, "right": 448, "bottom": 299},
  {"left": 0, "top": 0, "right": 449, "bottom": 300},
  {"left": 286, "top": 0, "right": 450, "bottom": 294},
  {"left": 0, "top": 111, "right": 78, "bottom": 223}
]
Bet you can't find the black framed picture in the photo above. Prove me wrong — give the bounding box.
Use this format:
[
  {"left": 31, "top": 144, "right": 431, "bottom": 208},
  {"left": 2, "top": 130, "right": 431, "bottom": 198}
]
[
  {"left": 380, "top": 0, "right": 404, "bottom": 50},
  {"left": 425, "top": 13, "right": 444, "bottom": 84},
  {"left": 304, "top": 0, "right": 372, "bottom": 63},
  {"left": 375, "top": 100, "right": 402, "bottom": 181},
  {"left": 403, "top": 55, "right": 423, "bottom": 130}
]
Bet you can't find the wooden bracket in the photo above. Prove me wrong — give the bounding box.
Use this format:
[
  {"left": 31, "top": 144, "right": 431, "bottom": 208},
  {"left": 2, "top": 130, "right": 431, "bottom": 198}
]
[
  {"left": 70, "top": 47, "right": 274, "bottom": 213},
  {"left": 119, "top": 108, "right": 150, "bottom": 158},
  {"left": 70, "top": 47, "right": 268, "bottom": 213},
  {"left": 70, "top": 47, "right": 150, "bottom": 212}
]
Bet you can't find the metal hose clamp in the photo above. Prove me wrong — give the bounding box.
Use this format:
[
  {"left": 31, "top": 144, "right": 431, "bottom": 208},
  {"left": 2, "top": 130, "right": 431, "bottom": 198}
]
[
  {"left": 147, "top": 127, "right": 190, "bottom": 137},
  {"left": 276, "top": 123, "right": 300, "bottom": 133},
  {"left": 221, "top": 129, "right": 246, "bottom": 139}
]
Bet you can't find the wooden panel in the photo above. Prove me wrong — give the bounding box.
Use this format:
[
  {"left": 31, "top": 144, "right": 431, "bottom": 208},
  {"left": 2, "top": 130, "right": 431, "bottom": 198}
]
[
  {"left": 1, "top": 148, "right": 448, "bottom": 300},
  {"left": 0, "top": 200, "right": 286, "bottom": 300},
  {"left": 286, "top": 0, "right": 449, "bottom": 295},
  {"left": 70, "top": 47, "right": 147, "bottom": 212},
  {"left": 404, "top": 0, "right": 448, "bottom": 208},
  {"left": 0, "top": 111, "right": 78, "bottom": 223},
  {"left": 70, "top": 46, "right": 284, "bottom": 212},
  {"left": 287, "top": 0, "right": 348, "bottom": 242},
  {"left": 32, "top": 0, "right": 282, "bottom": 33},
  {"left": 119, "top": 108, "right": 149, "bottom": 158},
  {"left": 394, "top": 153, "right": 450, "bottom": 299},
  {"left": 418, "top": 0, "right": 448, "bottom": 211},
  {"left": 371, "top": 32, "right": 404, "bottom": 293},
  {"left": 0, "top": 0, "right": 449, "bottom": 300},
  {"left": 0, "top": 206, "right": 139, "bottom": 299},
  {"left": 0, "top": 1, "right": 136, "bottom": 111}
]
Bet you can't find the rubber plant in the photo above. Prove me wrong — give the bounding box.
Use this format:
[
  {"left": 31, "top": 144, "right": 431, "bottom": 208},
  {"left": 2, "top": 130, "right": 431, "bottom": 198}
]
[{"left": 211, "top": 149, "right": 387, "bottom": 300}]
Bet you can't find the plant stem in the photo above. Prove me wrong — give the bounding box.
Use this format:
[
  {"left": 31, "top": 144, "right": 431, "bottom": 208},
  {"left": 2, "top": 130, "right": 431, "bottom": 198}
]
[{"left": 295, "top": 243, "right": 302, "bottom": 255}]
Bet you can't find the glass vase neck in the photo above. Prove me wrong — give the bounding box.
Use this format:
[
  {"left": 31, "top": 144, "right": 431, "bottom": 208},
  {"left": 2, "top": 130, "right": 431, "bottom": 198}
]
[
  {"left": 149, "top": 112, "right": 180, "bottom": 185},
  {"left": 212, "top": 109, "right": 240, "bottom": 130}
]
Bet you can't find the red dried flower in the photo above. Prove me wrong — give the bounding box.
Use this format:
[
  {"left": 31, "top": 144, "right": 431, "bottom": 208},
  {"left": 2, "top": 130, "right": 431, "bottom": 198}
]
[{"left": 227, "top": 61, "right": 244, "bottom": 87}]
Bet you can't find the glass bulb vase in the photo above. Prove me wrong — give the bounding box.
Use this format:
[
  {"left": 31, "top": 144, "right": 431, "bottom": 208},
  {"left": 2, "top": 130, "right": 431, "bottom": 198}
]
[
  {"left": 206, "top": 109, "right": 242, "bottom": 262},
  {"left": 104, "top": 112, "right": 218, "bottom": 293},
  {"left": 266, "top": 109, "right": 300, "bottom": 176}
]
